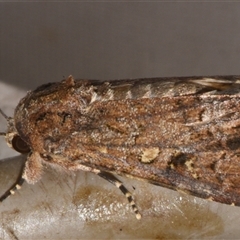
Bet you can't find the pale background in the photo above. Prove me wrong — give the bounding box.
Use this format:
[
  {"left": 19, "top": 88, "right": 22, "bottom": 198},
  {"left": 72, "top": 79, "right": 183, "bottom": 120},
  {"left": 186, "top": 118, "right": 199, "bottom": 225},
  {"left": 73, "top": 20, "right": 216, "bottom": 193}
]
[{"left": 1, "top": 2, "right": 240, "bottom": 239}]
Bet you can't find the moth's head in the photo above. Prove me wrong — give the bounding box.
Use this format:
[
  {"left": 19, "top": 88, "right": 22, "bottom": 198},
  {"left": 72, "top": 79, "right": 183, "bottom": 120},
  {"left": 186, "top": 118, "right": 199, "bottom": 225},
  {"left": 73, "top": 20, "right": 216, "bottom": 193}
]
[{"left": 0, "top": 109, "right": 30, "bottom": 154}]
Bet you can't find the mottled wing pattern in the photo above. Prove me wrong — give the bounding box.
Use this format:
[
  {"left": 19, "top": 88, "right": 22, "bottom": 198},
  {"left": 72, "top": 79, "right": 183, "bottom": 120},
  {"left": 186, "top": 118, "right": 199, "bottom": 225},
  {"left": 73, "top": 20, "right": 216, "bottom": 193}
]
[{"left": 13, "top": 76, "right": 240, "bottom": 207}]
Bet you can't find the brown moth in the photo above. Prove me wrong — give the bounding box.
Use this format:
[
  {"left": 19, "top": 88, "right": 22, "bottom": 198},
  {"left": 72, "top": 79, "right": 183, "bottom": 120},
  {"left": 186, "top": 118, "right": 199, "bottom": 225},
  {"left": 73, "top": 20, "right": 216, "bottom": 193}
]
[{"left": 1, "top": 75, "right": 240, "bottom": 219}]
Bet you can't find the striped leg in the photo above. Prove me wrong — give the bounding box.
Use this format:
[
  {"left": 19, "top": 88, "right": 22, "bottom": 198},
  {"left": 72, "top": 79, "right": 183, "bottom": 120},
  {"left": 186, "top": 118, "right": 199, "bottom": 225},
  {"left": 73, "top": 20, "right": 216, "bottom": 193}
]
[
  {"left": 97, "top": 171, "right": 141, "bottom": 219},
  {"left": 0, "top": 177, "right": 25, "bottom": 202},
  {"left": 0, "top": 158, "right": 26, "bottom": 202}
]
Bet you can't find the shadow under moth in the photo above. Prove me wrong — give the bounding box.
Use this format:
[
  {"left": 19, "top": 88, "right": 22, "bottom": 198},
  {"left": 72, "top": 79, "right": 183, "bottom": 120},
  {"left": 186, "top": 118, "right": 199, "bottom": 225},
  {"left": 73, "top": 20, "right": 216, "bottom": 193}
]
[{"left": 1, "top": 75, "right": 240, "bottom": 219}]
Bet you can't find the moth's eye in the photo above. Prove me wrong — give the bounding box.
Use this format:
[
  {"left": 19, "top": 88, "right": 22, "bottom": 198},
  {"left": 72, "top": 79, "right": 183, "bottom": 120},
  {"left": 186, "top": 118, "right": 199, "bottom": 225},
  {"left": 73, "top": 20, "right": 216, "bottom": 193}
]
[{"left": 12, "top": 135, "right": 30, "bottom": 153}]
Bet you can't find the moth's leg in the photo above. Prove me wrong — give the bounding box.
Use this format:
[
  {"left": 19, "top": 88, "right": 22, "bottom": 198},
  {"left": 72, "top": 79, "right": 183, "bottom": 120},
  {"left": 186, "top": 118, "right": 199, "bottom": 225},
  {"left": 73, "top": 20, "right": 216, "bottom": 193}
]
[
  {"left": 0, "top": 152, "right": 43, "bottom": 202},
  {"left": 97, "top": 171, "right": 141, "bottom": 219},
  {"left": 22, "top": 152, "right": 43, "bottom": 184},
  {"left": 63, "top": 164, "right": 142, "bottom": 219},
  {"left": 0, "top": 162, "right": 25, "bottom": 202}
]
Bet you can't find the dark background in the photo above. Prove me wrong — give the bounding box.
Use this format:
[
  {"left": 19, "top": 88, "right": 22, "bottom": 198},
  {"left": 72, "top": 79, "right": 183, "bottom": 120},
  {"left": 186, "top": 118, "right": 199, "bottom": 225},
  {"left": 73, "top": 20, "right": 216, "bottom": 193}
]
[{"left": 1, "top": 2, "right": 240, "bottom": 90}]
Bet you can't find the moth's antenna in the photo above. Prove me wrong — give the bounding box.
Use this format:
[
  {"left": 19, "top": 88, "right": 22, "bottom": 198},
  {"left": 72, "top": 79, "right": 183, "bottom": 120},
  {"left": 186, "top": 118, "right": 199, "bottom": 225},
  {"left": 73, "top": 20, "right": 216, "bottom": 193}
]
[
  {"left": 0, "top": 109, "right": 8, "bottom": 136},
  {"left": 0, "top": 109, "right": 9, "bottom": 120}
]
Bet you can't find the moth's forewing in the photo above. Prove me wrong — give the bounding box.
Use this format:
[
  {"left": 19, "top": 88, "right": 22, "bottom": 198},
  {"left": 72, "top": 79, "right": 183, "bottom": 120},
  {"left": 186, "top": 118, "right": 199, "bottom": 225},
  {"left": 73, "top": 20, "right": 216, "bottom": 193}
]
[{"left": 14, "top": 76, "right": 240, "bottom": 206}]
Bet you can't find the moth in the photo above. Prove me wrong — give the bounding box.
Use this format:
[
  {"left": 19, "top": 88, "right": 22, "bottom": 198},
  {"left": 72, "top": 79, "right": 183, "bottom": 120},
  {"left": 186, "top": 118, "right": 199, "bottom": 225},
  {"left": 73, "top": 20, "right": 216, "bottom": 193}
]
[{"left": 1, "top": 75, "right": 240, "bottom": 219}]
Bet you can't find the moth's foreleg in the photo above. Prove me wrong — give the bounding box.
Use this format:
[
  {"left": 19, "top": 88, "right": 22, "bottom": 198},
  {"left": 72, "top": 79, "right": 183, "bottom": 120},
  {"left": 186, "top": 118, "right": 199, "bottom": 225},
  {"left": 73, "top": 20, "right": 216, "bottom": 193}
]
[
  {"left": 0, "top": 151, "right": 44, "bottom": 202},
  {"left": 0, "top": 154, "right": 27, "bottom": 202},
  {"left": 97, "top": 171, "right": 141, "bottom": 219},
  {"left": 0, "top": 176, "right": 25, "bottom": 202}
]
